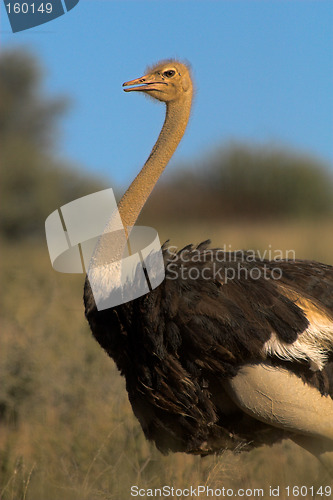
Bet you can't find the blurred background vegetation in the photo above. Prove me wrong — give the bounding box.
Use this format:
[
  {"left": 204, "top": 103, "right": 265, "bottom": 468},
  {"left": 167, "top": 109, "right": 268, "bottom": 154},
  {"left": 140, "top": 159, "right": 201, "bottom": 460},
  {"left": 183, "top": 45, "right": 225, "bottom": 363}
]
[{"left": 1, "top": 48, "right": 332, "bottom": 499}]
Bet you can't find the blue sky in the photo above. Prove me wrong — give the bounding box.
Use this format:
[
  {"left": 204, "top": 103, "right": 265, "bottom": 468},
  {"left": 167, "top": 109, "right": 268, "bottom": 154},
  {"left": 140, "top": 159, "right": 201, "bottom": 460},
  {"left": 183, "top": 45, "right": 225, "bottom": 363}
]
[{"left": 1, "top": 0, "right": 332, "bottom": 188}]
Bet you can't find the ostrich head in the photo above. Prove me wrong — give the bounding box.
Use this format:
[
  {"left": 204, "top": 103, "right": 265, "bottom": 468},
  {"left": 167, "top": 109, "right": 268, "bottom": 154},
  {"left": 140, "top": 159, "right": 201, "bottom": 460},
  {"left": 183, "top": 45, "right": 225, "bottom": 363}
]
[{"left": 123, "top": 60, "right": 192, "bottom": 102}]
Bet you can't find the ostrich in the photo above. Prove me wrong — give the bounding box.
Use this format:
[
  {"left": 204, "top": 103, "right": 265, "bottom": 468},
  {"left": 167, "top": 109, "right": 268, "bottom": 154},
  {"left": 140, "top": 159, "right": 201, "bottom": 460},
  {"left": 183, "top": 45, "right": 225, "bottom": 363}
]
[{"left": 84, "top": 60, "right": 333, "bottom": 475}]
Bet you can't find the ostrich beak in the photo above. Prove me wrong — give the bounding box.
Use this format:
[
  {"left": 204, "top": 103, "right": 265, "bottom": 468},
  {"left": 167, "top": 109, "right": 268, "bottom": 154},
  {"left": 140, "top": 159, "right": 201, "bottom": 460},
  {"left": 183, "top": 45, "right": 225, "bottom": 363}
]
[{"left": 123, "top": 74, "right": 167, "bottom": 92}]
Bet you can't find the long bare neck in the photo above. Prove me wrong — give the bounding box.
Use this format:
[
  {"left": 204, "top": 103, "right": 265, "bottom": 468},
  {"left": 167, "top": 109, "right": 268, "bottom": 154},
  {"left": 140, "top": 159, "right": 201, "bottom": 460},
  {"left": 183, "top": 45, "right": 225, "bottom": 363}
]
[
  {"left": 89, "top": 89, "right": 192, "bottom": 272},
  {"left": 117, "top": 93, "right": 192, "bottom": 230}
]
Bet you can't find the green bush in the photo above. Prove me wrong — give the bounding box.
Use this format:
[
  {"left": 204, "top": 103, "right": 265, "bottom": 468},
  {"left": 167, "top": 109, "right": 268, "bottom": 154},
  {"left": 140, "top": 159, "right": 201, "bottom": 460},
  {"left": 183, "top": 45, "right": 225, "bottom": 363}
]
[{"left": 0, "top": 49, "right": 106, "bottom": 241}]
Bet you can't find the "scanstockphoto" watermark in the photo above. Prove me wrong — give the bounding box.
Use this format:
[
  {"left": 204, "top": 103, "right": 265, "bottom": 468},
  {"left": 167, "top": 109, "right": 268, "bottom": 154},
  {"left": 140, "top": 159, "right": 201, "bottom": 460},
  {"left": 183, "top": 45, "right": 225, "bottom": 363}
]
[
  {"left": 130, "top": 484, "right": 332, "bottom": 497},
  {"left": 165, "top": 244, "right": 296, "bottom": 263},
  {"left": 165, "top": 245, "right": 296, "bottom": 283},
  {"left": 166, "top": 262, "right": 284, "bottom": 283},
  {"left": 45, "top": 188, "right": 298, "bottom": 309}
]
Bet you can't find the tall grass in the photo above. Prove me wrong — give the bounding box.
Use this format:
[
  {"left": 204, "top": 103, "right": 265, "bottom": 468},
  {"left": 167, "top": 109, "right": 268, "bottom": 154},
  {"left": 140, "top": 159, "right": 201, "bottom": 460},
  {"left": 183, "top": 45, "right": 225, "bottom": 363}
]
[{"left": 1, "top": 220, "right": 332, "bottom": 499}]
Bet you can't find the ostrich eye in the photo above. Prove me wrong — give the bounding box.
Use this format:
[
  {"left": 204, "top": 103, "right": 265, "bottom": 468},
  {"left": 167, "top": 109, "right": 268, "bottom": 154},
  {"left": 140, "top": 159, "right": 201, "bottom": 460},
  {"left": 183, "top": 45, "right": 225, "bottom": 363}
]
[{"left": 163, "top": 70, "right": 176, "bottom": 78}]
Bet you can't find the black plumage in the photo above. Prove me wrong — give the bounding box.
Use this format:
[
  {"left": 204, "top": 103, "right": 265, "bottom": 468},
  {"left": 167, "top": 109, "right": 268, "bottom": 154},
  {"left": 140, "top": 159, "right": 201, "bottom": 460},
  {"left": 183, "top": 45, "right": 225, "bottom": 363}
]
[{"left": 84, "top": 241, "right": 333, "bottom": 456}]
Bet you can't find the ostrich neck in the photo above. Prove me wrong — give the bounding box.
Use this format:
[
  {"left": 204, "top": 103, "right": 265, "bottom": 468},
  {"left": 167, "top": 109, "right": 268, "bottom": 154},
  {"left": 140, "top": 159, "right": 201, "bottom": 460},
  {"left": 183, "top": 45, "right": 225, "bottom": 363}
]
[
  {"left": 89, "top": 91, "right": 192, "bottom": 270},
  {"left": 117, "top": 95, "right": 192, "bottom": 230}
]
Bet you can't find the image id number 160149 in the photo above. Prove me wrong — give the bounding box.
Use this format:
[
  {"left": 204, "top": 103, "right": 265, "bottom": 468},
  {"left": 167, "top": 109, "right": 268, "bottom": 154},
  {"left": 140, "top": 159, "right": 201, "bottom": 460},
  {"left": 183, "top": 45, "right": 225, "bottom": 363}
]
[
  {"left": 5, "top": 3, "right": 53, "bottom": 14},
  {"left": 284, "top": 485, "right": 332, "bottom": 497}
]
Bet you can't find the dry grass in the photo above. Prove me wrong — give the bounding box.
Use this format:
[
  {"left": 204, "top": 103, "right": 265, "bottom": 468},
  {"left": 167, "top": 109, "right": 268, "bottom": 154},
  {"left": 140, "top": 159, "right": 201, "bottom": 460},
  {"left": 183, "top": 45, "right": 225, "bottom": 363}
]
[
  {"left": 1, "top": 220, "right": 332, "bottom": 499},
  {"left": 156, "top": 218, "right": 333, "bottom": 265}
]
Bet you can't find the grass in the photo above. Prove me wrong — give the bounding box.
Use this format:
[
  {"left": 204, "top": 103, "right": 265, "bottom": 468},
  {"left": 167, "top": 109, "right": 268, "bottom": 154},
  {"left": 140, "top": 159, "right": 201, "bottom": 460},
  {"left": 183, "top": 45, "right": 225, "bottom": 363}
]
[{"left": 1, "top": 219, "right": 332, "bottom": 499}]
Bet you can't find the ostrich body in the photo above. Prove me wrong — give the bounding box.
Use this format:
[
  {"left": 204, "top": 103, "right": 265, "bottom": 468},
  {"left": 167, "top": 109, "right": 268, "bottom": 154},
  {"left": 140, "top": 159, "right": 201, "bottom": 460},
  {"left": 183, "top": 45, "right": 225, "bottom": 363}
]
[{"left": 84, "top": 61, "right": 333, "bottom": 474}]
